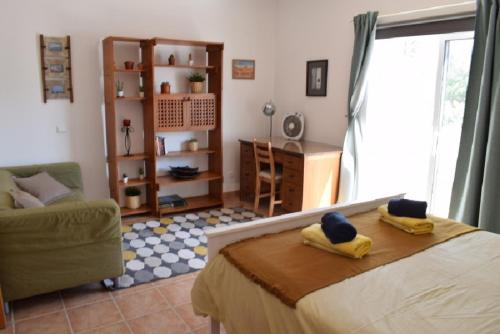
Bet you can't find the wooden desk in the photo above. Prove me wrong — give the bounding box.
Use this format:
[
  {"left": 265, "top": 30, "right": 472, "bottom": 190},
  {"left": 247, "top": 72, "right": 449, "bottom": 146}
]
[{"left": 239, "top": 137, "right": 342, "bottom": 213}]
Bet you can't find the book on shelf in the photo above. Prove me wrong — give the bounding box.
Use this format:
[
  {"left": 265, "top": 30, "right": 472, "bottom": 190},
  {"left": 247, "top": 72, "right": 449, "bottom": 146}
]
[
  {"left": 158, "top": 194, "right": 187, "bottom": 208},
  {"left": 155, "top": 136, "right": 168, "bottom": 156}
]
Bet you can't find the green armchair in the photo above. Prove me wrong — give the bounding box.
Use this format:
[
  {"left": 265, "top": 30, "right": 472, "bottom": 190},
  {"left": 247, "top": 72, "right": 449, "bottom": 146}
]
[{"left": 0, "top": 162, "right": 124, "bottom": 302}]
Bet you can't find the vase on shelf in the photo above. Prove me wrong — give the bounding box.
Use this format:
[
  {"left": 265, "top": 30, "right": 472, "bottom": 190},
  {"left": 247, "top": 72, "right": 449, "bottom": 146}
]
[
  {"left": 168, "top": 54, "right": 176, "bottom": 65},
  {"left": 161, "top": 82, "right": 171, "bottom": 94},
  {"left": 187, "top": 140, "right": 199, "bottom": 152}
]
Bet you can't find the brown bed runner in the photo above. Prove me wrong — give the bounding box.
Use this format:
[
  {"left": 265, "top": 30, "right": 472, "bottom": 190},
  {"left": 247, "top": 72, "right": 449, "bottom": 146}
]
[{"left": 220, "top": 209, "right": 477, "bottom": 308}]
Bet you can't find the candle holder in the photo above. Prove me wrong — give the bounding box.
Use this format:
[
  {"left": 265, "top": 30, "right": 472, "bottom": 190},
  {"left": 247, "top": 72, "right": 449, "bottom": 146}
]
[{"left": 121, "top": 119, "right": 135, "bottom": 156}]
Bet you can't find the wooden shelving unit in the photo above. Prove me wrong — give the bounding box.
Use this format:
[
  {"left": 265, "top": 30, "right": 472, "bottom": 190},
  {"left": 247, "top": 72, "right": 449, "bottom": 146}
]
[
  {"left": 103, "top": 36, "right": 224, "bottom": 217},
  {"left": 103, "top": 37, "right": 156, "bottom": 217}
]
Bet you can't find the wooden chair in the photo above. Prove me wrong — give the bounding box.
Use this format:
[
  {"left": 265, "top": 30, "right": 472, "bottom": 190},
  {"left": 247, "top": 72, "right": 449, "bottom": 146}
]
[{"left": 253, "top": 139, "right": 282, "bottom": 216}]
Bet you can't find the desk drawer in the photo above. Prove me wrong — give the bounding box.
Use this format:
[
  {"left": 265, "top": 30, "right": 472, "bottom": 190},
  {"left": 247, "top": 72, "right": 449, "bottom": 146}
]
[
  {"left": 282, "top": 154, "right": 303, "bottom": 172},
  {"left": 283, "top": 168, "right": 303, "bottom": 186},
  {"left": 241, "top": 143, "right": 253, "bottom": 158},
  {"left": 282, "top": 182, "right": 302, "bottom": 212}
]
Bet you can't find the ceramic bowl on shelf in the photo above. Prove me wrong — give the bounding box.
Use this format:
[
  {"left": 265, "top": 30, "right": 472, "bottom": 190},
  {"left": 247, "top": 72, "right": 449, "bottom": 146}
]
[{"left": 169, "top": 166, "right": 200, "bottom": 179}]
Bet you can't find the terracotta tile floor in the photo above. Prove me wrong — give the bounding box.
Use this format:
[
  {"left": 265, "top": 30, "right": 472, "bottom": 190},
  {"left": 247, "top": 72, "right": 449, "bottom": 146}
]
[
  {"left": 0, "top": 193, "right": 277, "bottom": 334},
  {"left": 2, "top": 272, "right": 217, "bottom": 334}
]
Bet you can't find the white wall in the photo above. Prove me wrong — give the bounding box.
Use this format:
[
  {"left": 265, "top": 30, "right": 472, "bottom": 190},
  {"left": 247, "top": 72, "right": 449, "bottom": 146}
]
[
  {"left": 273, "top": 0, "right": 473, "bottom": 146},
  {"left": 0, "top": 0, "right": 474, "bottom": 199},
  {"left": 0, "top": 0, "right": 277, "bottom": 199}
]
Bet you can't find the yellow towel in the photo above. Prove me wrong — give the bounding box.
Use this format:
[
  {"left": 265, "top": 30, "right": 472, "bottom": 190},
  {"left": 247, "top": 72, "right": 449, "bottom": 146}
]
[
  {"left": 378, "top": 205, "right": 434, "bottom": 235},
  {"left": 301, "top": 224, "right": 372, "bottom": 259}
]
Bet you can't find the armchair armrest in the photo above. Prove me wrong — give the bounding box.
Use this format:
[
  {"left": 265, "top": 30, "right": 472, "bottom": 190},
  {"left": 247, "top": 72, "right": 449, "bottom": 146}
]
[{"left": 0, "top": 199, "right": 121, "bottom": 254}]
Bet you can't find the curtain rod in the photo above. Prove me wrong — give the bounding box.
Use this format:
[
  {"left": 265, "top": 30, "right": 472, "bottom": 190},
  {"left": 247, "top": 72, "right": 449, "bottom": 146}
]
[
  {"left": 378, "top": 12, "right": 476, "bottom": 30},
  {"left": 377, "top": 2, "right": 476, "bottom": 29}
]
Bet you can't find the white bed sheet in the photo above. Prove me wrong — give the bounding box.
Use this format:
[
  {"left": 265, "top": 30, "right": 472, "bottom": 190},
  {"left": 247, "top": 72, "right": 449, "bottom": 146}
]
[{"left": 192, "top": 231, "right": 500, "bottom": 334}]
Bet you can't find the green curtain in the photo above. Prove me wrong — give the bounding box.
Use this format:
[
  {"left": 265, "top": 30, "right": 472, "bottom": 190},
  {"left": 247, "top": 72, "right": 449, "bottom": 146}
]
[
  {"left": 339, "top": 11, "right": 379, "bottom": 202},
  {"left": 450, "top": 0, "right": 500, "bottom": 233}
]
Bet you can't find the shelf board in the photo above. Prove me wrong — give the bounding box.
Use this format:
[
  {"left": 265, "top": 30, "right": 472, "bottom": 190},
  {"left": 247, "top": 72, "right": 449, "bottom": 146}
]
[
  {"left": 159, "top": 195, "right": 222, "bottom": 215},
  {"left": 157, "top": 171, "right": 222, "bottom": 186},
  {"left": 154, "top": 64, "right": 215, "bottom": 70},
  {"left": 153, "top": 37, "right": 223, "bottom": 48},
  {"left": 121, "top": 205, "right": 151, "bottom": 217},
  {"left": 114, "top": 68, "right": 145, "bottom": 73},
  {"left": 105, "top": 36, "right": 146, "bottom": 43},
  {"left": 111, "top": 154, "right": 150, "bottom": 162},
  {"left": 115, "top": 96, "right": 145, "bottom": 101},
  {"left": 158, "top": 149, "right": 215, "bottom": 158},
  {"left": 119, "top": 178, "right": 151, "bottom": 188}
]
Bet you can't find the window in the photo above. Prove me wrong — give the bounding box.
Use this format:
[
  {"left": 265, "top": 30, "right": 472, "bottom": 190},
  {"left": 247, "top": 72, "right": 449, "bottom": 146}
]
[{"left": 359, "top": 29, "right": 474, "bottom": 217}]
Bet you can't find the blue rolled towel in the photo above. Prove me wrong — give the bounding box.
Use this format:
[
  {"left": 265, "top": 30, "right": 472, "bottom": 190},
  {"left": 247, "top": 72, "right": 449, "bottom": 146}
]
[
  {"left": 388, "top": 199, "right": 428, "bottom": 219},
  {"left": 320, "top": 212, "right": 357, "bottom": 244}
]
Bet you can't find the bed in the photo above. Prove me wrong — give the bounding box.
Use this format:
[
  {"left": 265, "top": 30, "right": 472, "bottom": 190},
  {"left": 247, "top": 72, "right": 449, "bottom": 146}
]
[{"left": 191, "top": 195, "right": 500, "bottom": 334}]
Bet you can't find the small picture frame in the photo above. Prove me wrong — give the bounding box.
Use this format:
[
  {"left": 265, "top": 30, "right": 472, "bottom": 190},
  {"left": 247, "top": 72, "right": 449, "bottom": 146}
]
[
  {"left": 44, "top": 58, "right": 68, "bottom": 79},
  {"left": 232, "top": 59, "right": 255, "bottom": 80},
  {"left": 306, "top": 60, "right": 328, "bottom": 97},
  {"left": 43, "top": 36, "right": 69, "bottom": 57},
  {"left": 46, "top": 79, "right": 71, "bottom": 100}
]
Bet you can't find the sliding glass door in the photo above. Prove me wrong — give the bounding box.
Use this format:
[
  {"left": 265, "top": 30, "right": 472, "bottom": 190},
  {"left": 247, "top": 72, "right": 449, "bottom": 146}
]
[{"left": 359, "top": 32, "right": 473, "bottom": 216}]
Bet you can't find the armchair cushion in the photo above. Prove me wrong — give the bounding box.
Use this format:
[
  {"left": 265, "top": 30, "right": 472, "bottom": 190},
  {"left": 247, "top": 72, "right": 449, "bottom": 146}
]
[
  {"left": 0, "top": 170, "right": 18, "bottom": 211},
  {"left": 3, "top": 162, "right": 83, "bottom": 191},
  {"left": 9, "top": 189, "right": 44, "bottom": 209},
  {"left": 13, "top": 171, "right": 72, "bottom": 204}
]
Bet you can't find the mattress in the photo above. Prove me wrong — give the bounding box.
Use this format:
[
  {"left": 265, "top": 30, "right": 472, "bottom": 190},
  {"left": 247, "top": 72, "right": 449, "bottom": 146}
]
[{"left": 192, "top": 231, "right": 500, "bottom": 334}]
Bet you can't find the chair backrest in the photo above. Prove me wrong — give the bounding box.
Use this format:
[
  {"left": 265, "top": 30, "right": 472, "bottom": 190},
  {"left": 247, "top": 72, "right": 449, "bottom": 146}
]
[{"left": 253, "top": 139, "right": 276, "bottom": 179}]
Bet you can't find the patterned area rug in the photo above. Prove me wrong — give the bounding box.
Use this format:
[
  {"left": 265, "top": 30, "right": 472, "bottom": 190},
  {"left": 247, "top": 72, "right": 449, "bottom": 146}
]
[{"left": 117, "top": 207, "right": 261, "bottom": 288}]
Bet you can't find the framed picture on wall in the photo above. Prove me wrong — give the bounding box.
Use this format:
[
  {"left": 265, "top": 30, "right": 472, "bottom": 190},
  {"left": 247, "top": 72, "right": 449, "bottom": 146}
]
[
  {"left": 44, "top": 58, "right": 68, "bottom": 79},
  {"left": 306, "top": 60, "right": 328, "bottom": 96},
  {"left": 40, "top": 34, "right": 74, "bottom": 103},
  {"left": 232, "top": 59, "right": 255, "bottom": 80},
  {"left": 46, "top": 79, "right": 71, "bottom": 100}
]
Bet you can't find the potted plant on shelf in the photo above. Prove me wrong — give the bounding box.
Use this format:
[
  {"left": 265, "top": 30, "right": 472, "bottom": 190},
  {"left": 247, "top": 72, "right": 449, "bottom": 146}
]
[
  {"left": 125, "top": 186, "right": 141, "bottom": 210},
  {"left": 188, "top": 73, "right": 205, "bottom": 94},
  {"left": 124, "top": 61, "right": 135, "bottom": 70},
  {"left": 187, "top": 138, "right": 199, "bottom": 152},
  {"left": 116, "top": 81, "right": 124, "bottom": 98},
  {"left": 138, "top": 167, "right": 145, "bottom": 180},
  {"left": 122, "top": 173, "right": 129, "bottom": 184},
  {"left": 139, "top": 85, "right": 144, "bottom": 98}
]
